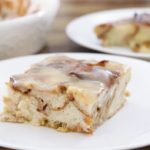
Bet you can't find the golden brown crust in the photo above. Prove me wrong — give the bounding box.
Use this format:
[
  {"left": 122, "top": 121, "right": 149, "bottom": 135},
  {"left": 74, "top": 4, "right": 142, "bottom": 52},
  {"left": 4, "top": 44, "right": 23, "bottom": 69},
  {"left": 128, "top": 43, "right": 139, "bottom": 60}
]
[
  {"left": 124, "top": 91, "right": 130, "bottom": 97},
  {"left": 94, "top": 24, "right": 112, "bottom": 38},
  {"left": 47, "top": 121, "right": 93, "bottom": 134},
  {"left": 17, "top": 0, "right": 30, "bottom": 16}
]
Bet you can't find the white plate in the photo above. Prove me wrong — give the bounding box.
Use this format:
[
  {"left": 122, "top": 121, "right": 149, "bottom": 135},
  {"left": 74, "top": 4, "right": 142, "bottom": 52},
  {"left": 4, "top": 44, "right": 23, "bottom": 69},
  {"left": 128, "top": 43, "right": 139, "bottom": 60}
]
[
  {"left": 0, "top": 53, "right": 150, "bottom": 150},
  {"left": 66, "top": 8, "right": 150, "bottom": 60}
]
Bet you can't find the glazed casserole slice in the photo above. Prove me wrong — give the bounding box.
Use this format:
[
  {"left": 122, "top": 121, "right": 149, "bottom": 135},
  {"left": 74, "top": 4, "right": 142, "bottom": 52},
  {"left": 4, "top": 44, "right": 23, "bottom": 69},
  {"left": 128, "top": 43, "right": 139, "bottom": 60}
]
[
  {"left": 94, "top": 13, "right": 150, "bottom": 53},
  {"left": 0, "top": 56, "right": 131, "bottom": 134}
]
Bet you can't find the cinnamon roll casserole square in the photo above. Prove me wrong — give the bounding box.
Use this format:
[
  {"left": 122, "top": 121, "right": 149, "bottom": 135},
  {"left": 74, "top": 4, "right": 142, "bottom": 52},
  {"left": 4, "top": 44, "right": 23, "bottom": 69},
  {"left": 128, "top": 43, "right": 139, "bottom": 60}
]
[{"left": 0, "top": 56, "right": 131, "bottom": 134}]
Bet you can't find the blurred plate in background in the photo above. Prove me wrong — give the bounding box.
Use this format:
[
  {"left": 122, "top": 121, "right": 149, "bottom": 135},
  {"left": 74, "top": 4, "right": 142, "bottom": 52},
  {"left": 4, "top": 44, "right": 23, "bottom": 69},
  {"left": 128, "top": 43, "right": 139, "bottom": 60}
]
[{"left": 66, "top": 8, "right": 150, "bottom": 60}]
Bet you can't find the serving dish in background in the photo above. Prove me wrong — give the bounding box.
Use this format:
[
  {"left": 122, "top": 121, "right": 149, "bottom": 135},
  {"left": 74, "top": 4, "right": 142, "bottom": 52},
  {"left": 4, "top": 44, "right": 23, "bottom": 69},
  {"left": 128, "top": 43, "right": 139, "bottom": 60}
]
[{"left": 0, "top": 0, "right": 60, "bottom": 59}]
